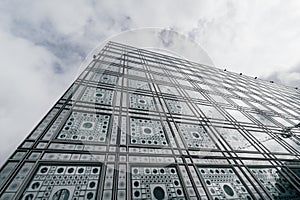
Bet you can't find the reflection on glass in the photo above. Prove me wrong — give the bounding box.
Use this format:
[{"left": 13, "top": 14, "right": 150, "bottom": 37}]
[
  {"left": 284, "top": 107, "right": 299, "bottom": 117},
  {"left": 158, "top": 85, "right": 179, "bottom": 96},
  {"left": 170, "top": 71, "right": 185, "bottom": 78},
  {"left": 198, "top": 83, "right": 213, "bottom": 92},
  {"left": 95, "top": 62, "right": 120, "bottom": 73},
  {"left": 249, "top": 131, "right": 289, "bottom": 153},
  {"left": 231, "top": 98, "right": 250, "bottom": 108},
  {"left": 236, "top": 85, "right": 248, "bottom": 92},
  {"left": 249, "top": 93, "right": 264, "bottom": 102},
  {"left": 226, "top": 109, "right": 252, "bottom": 123},
  {"left": 209, "top": 95, "right": 228, "bottom": 104},
  {"left": 128, "top": 69, "right": 146, "bottom": 77},
  {"left": 249, "top": 101, "right": 267, "bottom": 111},
  {"left": 216, "top": 128, "right": 256, "bottom": 151},
  {"left": 165, "top": 100, "right": 193, "bottom": 115},
  {"left": 264, "top": 97, "right": 279, "bottom": 105},
  {"left": 185, "top": 89, "right": 206, "bottom": 100},
  {"left": 150, "top": 66, "right": 165, "bottom": 74},
  {"left": 177, "top": 79, "right": 193, "bottom": 88},
  {"left": 205, "top": 79, "right": 219, "bottom": 86},
  {"left": 216, "top": 87, "right": 232, "bottom": 95},
  {"left": 153, "top": 74, "right": 170, "bottom": 82},
  {"left": 267, "top": 104, "right": 284, "bottom": 114},
  {"left": 129, "top": 79, "right": 150, "bottom": 91},
  {"left": 283, "top": 137, "right": 300, "bottom": 152},
  {"left": 198, "top": 105, "right": 225, "bottom": 119},
  {"left": 250, "top": 113, "right": 275, "bottom": 126},
  {"left": 233, "top": 91, "right": 249, "bottom": 99},
  {"left": 273, "top": 116, "right": 293, "bottom": 127},
  {"left": 277, "top": 99, "right": 293, "bottom": 108},
  {"left": 128, "top": 60, "right": 144, "bottom": 69},
  {"left": 251, "top": 167, "right": 300, "bottom": 198},
  {"left": 177, "top": 123, "right": 217, "bottom": 149},
  {"left": 222, "top": 83, "right": 234, "bottom": 89}
]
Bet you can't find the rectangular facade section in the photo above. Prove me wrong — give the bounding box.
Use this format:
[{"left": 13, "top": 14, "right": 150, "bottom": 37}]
[{"left": 0, "top": 41, "right": 300, "bottom": 199}]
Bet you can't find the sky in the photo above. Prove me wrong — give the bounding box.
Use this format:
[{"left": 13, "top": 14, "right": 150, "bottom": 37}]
[{"left": 0, "top": 0, "right": 300, "bottom": 166}]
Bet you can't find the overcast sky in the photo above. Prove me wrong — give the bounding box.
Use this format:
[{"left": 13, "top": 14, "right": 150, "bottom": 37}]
[{"left": 1, "top": 0, "right": 300, "bottom": 166}]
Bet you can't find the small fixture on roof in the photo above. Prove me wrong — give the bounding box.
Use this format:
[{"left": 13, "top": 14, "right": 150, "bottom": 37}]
[{"left": 281, "top": 123, "right": 300, "bottom": 138}]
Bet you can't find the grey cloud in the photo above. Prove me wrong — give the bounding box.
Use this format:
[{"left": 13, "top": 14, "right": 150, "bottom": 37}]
[
  {"left": 158, "top": 28, "right": 179, "bottom": 48},
  {"left": 187, "top": 18, "right": 211, "bottom": 42},
  {"left": 119, "top": 16, "right": 132, "bottom": 31},
  {"left": 187, "top": 28, "right": 198, "bottom": 42},
  {"left": 225, "top": 1, "right": 237, "bottom": 19},
  {"left": 53, "top": 62, "right": 64, "bottom": 74},
  {"left": 264, "top": 63, "right": 300, "bottom": 88},
  {"left": 11, "top": 19, "right": 87, "bottom": 67}
]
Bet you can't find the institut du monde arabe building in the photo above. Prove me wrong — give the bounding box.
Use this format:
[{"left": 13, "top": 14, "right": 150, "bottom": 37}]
[{"left": 0, "top": 41, "right": 300, "bottom": 200}]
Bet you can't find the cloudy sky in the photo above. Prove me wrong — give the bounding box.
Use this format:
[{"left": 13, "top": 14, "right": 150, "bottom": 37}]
[{"left": 1, "top": 0, "right": 300, "bottom": 165}]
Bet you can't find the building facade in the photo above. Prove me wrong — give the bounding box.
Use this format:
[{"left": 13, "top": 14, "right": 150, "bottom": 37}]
[{"left": 0, "top": 41, "right": 300, "bottom": 200}]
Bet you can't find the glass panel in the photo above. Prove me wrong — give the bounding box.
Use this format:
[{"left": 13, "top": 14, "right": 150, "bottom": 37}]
[
  {"left": 226, "top": 109, "right": 252, "bottom": 123},
  {"left": 249, "top": 131, "right": 289, "bottom": 153},
  {"left": 198, "top": 105, "right": 225, "bottom": 119},
  {"left": 216, "top": 128, "right": 256, "bottom": 151},
  {"left": 250, "top": 113, "right": 276, "bottom": 126},
  {"left": 231, "top": 98, "right": 251, "bottom": 108},
  {"left": 209, "top": 94, "right": 228, "bottom": 104}
]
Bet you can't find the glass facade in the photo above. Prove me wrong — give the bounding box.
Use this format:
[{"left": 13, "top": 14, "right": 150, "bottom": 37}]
[{"left": 0, "top": 41, "right": 300, "bottom": 199}]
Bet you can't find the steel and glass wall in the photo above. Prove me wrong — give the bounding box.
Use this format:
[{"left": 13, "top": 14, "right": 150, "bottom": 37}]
[{"left": 0, "top": 41, "right": 300, "bottom": 199}]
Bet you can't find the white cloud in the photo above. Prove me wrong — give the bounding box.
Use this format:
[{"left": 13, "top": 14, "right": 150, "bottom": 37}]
[
  {"left": 185, "top": 1, "right": 300, "bottom": 81},
  {"left": 0, "top": 30, "right": 74, "bottom": 164}
]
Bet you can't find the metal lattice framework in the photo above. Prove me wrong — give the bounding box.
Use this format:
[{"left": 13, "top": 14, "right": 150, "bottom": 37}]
[{"left": 0, "top": 41, "right": 300, "bottom": 200}]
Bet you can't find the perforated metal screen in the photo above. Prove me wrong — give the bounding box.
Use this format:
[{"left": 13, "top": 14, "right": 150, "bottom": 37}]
[{"left": 0, "top": 41, "right": 300, "bottom": 200}]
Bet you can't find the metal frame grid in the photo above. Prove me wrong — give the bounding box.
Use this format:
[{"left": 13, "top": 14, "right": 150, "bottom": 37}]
[{"left": 0, "top": 41, "right": 300, "bottom": 200}]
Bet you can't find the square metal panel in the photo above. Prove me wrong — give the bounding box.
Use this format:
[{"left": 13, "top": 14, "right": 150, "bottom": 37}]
[
  {"left": 176, "top": 79, "right": 193, "bottom": 88},
  {"left": 177, "top": 123, "right": 217, "bottom": 149},
  {"left": 21, "top": 164, "right": 100, "bottom": 200},
  {"left": 80, "top": 87, "right": 114, "bottom": 105},
  {"left": 198, "top": 105, "right": 226, "bottom": 120},
  {"left": 198, "top": 167, "right": 252, "bottom": 200},
  {"left": 291, "top": 168, "right": 300, "bottom": 179},
  {"left": 57, "top": 111, "right": 110, "bottom": 142},
  {"left": 158, "top": 85, "right": 179, "bottom": 96},
  {"left": 95, "top": 63, "right": 120, "bottom": 72},
  {"left": 3, "top": 42, "right": 300, "bottom": 200},
  {"left": 129, "top": 94, "right": 156, "bottom": 111},
  {"left": 226, "top": 109, "right": 251, "bottom": 123},
  {"left": 129, "top": 118, "right": 168, "bottom": 146},
  {"left": 250, "top": 113, "right": 275, "bottom": 126},
  {"left": 153, "top": 74, "right": 170, "bottom": 82},
  {"left": 128, "top": 79, "right": 150, "bottom": 91},
  {"left": 131, "top": 166, "right": 186, "bottom": 199},
  {"left": 128, "top": 69, "right": 146, "bottom": 77},
  {"left": 249, "top": 131, "right": 289, "bottom": 153},
  {"left": 216, "top": 128, "right": 255, "bottom": 151},
  {"left": 92, "top": 73, "right": 118, "bottom": 85},
  {"left": 165, "top": 99, "right": 193, "bottom": 115},
  {"left": 186, "top": 89, "right": 206, "bottom": 100},
  {"left": 150, "top": 66, "right": 165, "bottom": 74},
  {"left": 251, "top": 168, "right": 300, "bottom": 199}
]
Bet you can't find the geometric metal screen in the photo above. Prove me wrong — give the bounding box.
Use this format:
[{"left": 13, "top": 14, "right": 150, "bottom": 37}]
[{"left": 0, "top": 41, "right": 300, "bottom": 199}]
